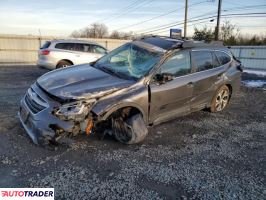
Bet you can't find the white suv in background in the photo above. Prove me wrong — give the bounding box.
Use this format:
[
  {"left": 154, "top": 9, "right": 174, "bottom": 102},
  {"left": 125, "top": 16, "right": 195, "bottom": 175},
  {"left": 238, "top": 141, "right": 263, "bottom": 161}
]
[{"left": 37, "top": 40, "right": 108, "bottom": 69}]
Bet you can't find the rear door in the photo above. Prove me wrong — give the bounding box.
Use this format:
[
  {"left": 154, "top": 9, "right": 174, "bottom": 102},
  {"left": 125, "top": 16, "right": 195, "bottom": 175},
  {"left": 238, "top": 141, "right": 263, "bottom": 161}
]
[
  {"left": 190, "top": 50, "right": 227, "bottom": 111},
  {"left": 149, "top": 50, "right": 194, "bottom": 125},
  {"left": 74, "top": 43, "right": 94, "bottom": 64},
  {"left": 54, "top": 43, "right": 77, "bottom": 64}
]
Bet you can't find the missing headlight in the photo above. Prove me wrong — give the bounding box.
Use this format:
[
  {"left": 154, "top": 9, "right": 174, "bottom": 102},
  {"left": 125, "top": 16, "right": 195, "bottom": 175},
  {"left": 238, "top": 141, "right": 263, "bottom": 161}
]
[{"left": 53, "top": 99, "right": 96, "bottom": 121}]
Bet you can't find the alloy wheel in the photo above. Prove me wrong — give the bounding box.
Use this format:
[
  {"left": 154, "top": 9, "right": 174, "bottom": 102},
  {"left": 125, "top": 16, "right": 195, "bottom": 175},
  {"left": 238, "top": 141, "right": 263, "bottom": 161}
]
[{"left": 215, "top": 88, "right": 229, "bottom": 111}]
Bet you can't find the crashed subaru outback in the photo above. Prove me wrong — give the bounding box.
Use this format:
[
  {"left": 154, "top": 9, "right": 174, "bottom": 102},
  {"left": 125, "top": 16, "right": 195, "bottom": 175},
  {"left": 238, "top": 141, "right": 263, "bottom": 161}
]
[{"left": 18, "top": 36, "right": 242, "bottom": 145}]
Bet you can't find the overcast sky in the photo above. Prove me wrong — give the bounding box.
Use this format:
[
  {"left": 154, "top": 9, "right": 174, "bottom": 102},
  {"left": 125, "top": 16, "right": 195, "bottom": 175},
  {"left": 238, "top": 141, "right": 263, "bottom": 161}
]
[{"left": 0, "top": 0, "right": 265, "bottom": 37}]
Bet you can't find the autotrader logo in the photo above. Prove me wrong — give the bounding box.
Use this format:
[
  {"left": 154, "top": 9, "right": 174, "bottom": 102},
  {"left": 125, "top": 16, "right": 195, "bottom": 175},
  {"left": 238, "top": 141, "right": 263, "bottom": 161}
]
[{"left": 0, "top": 188, "right": 54, "bottom": 199}]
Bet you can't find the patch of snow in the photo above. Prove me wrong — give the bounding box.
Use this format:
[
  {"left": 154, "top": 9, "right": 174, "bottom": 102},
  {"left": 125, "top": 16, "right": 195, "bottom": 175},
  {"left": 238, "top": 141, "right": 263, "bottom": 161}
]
[
  {"left": 243, "top": 69, "right": 266, "bottom": 77},
  {"left": 242, "top": 80, "right": 266, "bottom": 88}
]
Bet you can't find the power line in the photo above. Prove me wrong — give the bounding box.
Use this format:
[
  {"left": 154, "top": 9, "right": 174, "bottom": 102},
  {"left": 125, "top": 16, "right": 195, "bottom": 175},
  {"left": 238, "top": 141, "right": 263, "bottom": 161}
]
[
  {"left": 138, "top": 11, "right": 217, "bottom": 34},
  {"left": 145, "top": 15, "right": 266, "bottom": 35},
  {"left": 135, "top": 4, "right": 266, "bottom": 34},
  {"left": 114, "top": 1, "right": 208, "bottom": 31},
  {"left": 145, "top": 13, "right": 266, "bottom": 35},
  {"left": 96, "top": 0, "right": 143, "bottom": 23},
  {"left": 103, "top": 0, "right": 156, "bottom": 24},
  {"left": 138, "top": 12, "right": 266, "bottom": 35},
  {"left": 135, "top": 10, "right": 216, "bottom": 33},
  {"left": 223, "top": 4, "right": 266, "bottom": 12}
]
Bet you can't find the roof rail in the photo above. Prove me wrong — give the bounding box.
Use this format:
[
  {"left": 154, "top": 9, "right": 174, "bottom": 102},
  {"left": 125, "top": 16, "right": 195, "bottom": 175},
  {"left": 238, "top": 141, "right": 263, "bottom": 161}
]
[
  {"left": 182, "top": 40, "right": 224, "bottom": 48},
  {"left": 134, "top": 34, "right": 183, "bottom": 42}
]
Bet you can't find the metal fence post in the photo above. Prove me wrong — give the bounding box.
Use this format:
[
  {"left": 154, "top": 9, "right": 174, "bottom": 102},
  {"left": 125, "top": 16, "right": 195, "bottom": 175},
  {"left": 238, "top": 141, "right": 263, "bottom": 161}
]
[
  {"left": 239, "top": 47, "right": 242, "bottom": 59},
  {"left": 38, "top": 37, "right": 42, "bottom": 48}
]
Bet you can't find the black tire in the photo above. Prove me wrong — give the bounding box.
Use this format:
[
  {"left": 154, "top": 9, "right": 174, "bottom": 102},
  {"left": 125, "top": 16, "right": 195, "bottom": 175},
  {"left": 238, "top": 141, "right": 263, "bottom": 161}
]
[
  {"left": 113, "top": 114, "right": 148, "bottom": 144},
  {"left": 210, "top": 85, "right": 230, "bottom": 112},
  {"left": 56, "top": 60, "right": 72, "bottom": 69}
]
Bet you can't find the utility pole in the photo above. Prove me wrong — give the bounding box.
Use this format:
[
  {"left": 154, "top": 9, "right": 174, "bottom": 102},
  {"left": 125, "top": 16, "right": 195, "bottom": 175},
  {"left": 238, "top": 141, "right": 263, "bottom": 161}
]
[
  {"left": 215, "top": 0, "right": 222, "bottom": 40},
  {"left": 184, "top": 0, "right": 188, "bottom": 38}
]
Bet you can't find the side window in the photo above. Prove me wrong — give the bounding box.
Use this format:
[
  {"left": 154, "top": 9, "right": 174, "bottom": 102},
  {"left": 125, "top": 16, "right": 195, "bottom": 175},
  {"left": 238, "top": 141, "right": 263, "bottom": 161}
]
[
  {"left": 212, "top": 52, "right": 221, "bottom": 68},
  {"left": 74, "top": 43, "right": 91, "bottom": 52},
  {"left": 191, "top": 51, "right": 213, "bottom": 72},
  {"left": 75, "top": 43, "right": 84, "bottom": 52},
  {"left": 55, "top": 43, "right": 65, "bottom": 50},
  {"left": 215, "top": 51, "right": 231, "bottom": 65},
  {"left": 55, "top": 43, "right": 75, "bottom": 51},
  {"left": 159, "top": 51, "right": 191, "bottom": 78},
  {"left": 91, "top": 45, "right": 106, "bottom": 54},
  {"left": 83, "top": 44, "right": 90, "bottom": 52}
]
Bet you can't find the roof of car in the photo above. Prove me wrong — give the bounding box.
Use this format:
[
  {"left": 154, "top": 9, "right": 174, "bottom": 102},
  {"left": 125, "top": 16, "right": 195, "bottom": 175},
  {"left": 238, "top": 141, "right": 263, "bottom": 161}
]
[
  {"left": 137, "top": 36, "right": 183, "bottom": 50},
  {"left": 51, "top": 39, "right": 99, "bottom": 45},
  {"left": 136, "top": 35, "right": 225, "bottom": 51}
]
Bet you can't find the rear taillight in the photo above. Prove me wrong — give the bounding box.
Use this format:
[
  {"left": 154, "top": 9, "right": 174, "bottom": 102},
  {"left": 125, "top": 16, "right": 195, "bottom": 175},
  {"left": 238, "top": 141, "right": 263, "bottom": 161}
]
[{"left": 40, "top": 50, "right": 50, "bottom": 55}]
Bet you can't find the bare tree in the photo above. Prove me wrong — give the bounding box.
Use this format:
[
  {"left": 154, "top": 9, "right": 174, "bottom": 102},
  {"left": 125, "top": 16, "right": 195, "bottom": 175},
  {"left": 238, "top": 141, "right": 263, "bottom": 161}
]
[
  {"left": 110, "top": 30, "right": 121, "bottom": 39},
  {"left": 71, "top": 23, "right": 108, "bottom": 38},
  {"left": 193, "top": 26, "right": 214, "bottom": 42},
  {"left": 90, "top": 23, "right": 108, "bottom": 38},
  {"left": 220, "top": 20, "right": 240, "bottom": 41}
]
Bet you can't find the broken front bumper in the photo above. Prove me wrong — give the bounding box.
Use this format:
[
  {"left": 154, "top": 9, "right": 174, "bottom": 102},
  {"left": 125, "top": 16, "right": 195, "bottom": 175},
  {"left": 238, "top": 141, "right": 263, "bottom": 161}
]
[{"left": 18, "top": 84, "right": 75, "bottom": 145}]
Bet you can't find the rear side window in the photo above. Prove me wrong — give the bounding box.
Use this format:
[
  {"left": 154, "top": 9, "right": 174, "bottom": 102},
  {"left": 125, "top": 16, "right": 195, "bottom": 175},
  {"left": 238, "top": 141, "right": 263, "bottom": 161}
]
[
  {"left": 55, "top": 43, "right": 76, "bottom": 51},
  {"left": 215, "top": 51, "right": 231, "bottom": 65},
  {"left": 40, "top": 41, "right": 51, "bottom": 49},
  {"left": 191, "top": 51, "right": 213, "bottom": 72},
  {"left": 75, "top": 43, "right": 91, "bottom": 52},
  {"left": 160, "top": 51, "right": 191, "bottom": 78},
  {"left": 212, "top": 52, "right": 221, "bottom": 68}
]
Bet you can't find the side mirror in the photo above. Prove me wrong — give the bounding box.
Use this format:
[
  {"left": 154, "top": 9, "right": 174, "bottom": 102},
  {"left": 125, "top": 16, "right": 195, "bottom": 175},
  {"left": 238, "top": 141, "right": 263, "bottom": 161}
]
[{"left": 154, "top": 73, "right": 174, "bottom": 84}]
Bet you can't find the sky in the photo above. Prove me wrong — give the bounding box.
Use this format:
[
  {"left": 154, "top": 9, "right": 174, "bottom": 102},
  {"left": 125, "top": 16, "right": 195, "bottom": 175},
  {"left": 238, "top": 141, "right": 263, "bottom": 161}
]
[{"left": 0, "top": 0, "right": 265, "bottom": 37}]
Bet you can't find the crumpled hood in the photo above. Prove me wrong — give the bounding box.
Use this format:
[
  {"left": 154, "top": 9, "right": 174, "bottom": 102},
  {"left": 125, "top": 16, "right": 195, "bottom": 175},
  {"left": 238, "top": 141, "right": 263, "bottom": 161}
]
[{"left": 37, "top": 64, "right": 135, "bottom": 100}]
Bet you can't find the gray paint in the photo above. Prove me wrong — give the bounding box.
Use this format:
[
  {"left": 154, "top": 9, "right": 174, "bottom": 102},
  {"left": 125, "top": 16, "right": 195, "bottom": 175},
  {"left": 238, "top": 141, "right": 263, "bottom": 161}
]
[{"left": 18, "top": 39, "right": 242, "bottom": 144}]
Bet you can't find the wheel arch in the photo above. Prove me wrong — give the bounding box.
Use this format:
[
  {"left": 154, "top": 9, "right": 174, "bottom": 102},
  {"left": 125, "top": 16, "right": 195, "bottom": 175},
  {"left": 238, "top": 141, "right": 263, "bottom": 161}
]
[
  {"left": 225, "top": 83, "right": 233, "bottom": 98},
  {"left": 56, "top": 59, "right": 74, "bottom": 67},
  {"left": 94, "top": 102, "right": 148, "bottom": 124}
]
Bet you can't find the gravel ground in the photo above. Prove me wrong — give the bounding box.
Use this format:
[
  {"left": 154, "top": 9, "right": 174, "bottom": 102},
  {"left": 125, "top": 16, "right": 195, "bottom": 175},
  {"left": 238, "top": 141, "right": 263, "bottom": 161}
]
[{"left": 0, "top": 66, "right": 265, "bottom": 199}]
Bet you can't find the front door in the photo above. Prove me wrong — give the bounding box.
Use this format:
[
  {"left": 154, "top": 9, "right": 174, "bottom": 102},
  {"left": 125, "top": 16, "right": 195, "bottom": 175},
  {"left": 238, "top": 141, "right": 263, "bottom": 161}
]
[{"left": 149, "top": 51, "right": 194, "bottom": 125}]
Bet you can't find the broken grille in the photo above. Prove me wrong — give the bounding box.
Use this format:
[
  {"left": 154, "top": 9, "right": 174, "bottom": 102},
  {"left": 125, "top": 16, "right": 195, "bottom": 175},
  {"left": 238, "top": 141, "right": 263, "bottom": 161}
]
[{"left": 25, "top": 88, "right": 48, "bottom": 114}]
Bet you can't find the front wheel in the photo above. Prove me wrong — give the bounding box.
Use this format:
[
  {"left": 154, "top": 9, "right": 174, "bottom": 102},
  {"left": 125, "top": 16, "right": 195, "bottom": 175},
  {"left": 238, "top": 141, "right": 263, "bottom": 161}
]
[
  {"left": 210, "top": 85, "right": 230, "bottom": 112},
  {"left": 112, "top": 114, "right": 148, "bottom": 144}
]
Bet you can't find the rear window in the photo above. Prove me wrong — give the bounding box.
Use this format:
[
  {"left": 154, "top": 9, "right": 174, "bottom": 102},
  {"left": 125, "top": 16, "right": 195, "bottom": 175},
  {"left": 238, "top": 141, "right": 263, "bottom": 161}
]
[
  {"left": 40, "top": 41, "right": 51, "bottom": 49},
  {"left": 191, "top": 51, "right": 213, "bottom": 72},
  {"left": 215, "top": 51, "right": 231, "bottom": 65}
]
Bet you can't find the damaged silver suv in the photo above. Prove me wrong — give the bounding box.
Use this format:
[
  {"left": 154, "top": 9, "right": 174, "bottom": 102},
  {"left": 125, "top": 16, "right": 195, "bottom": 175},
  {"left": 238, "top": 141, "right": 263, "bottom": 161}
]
[{"left": 18, "top": 36, "right": 242, "bottom": 145}]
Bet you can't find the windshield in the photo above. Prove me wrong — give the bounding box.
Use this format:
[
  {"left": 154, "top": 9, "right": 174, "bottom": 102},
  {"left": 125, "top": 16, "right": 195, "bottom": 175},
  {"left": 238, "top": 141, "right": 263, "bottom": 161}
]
[{"left": 94, "top": 43, "right": 162, "bottom": 80}]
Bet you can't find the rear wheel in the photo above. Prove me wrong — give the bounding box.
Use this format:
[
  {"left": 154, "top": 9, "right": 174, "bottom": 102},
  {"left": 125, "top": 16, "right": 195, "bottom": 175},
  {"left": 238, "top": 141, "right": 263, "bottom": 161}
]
[
  {"left": 210, "top": 85, "right": 230, "bottom": 112},
  {"left": 56, "top": 60, "right": 72, "bottom": 68}
]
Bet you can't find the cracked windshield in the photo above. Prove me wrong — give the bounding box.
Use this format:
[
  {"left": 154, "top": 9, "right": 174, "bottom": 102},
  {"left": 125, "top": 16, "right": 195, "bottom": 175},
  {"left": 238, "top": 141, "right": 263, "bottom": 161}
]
[{"left": 95, "top": 43, "right": 161, "bottom": 79}]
